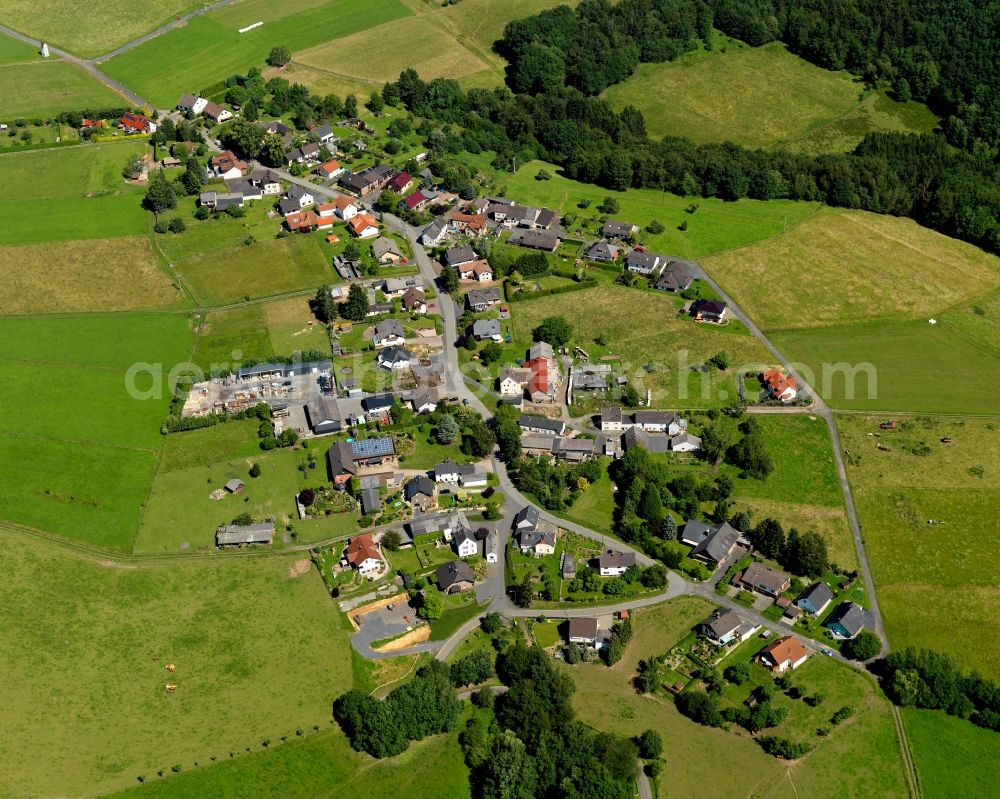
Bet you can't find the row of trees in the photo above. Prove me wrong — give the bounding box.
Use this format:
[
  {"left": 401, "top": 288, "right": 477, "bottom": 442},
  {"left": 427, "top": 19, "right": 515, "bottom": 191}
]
[{"left": 743, "top": 515, "right": 828, "bottom": 578}]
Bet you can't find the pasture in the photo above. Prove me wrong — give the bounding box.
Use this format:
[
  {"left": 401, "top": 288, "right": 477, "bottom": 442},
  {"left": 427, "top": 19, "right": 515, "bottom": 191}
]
[
  {"left": 0, "top": 531, "right": 353, "bottom": 799},
  {"left": 0, "top": 60, "right": 126, "bottom": 118},
  {"left": 506, "top": 160, "right": 820, "bottom": 259},
  {"left": 602, "top": 40, "right": 937, "bottom": 153},
  {"left": 902, "top": 708, "right": 999, "bottom": 799},
  {"left": 102, "top": 0, "right": 411, "bottom": 108},
  {"left": 173, "top": 234, "right": 331, "bottom": 305},
  {"left": 0, "top": 313, "right": 192, "bottom": 549},
  {"left": 192, "top": 296, "right": 330, "bottom": 370},
  {"left": 837, "top": 413, "right": 1000, "bottom": 678},
  {"left": 701, "top": 209, "right": 1000, "bottom": 330},
  {"left": 566, "top": 598, "right": 908, "bottom": 799},
  {"left": 103, "top": 729, "right": 470, "bottom": 799},
  {"left": 0, "top": 237, "right": 183, "bottom": 313},
  {"left": 0, "top": 31, "right": 39, "bottom": 63},
  {"left": 773, "top": 318, "right": 1000, "bottom": 414},
  {"left": 510, "top": 284, "right": 772, "bottom": 407},
  {"left": 0, "top": 0, "right": 200, "bottom": 58}
]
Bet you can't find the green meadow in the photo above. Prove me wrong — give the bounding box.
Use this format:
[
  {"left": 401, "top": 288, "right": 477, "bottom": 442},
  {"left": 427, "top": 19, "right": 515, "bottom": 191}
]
[
  {"left": 602, "top": 40, "right": 937, "bottom": 153},
  {"left": 902, "top": 708, "right": 999, "bottom": 799},
  {"left": 0, "top": 531, "right": 352, "bottom": 799},
  {"left": 102, "top": 0, "right": 411, "bottom": 108},
  {"left": 838, "top": 414, "right": 1000, "bottom": 679},
  {"left": 0, "top": 314, "right": 192, "bottom": 549},
  {"left": 505, "top": 160, "right": 820, "bottom": 259},
  {"left": 0, "top": 60, "right": 126, "bottom": 118},
  {"left": 0, "top": 32, "right": 40, "bottom": 63}
]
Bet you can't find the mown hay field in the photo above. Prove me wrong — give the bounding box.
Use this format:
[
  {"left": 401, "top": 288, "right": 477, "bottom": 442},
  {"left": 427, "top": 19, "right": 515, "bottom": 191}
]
[{"left": 0, "top": 60, "right": 127, "bottom": 117}]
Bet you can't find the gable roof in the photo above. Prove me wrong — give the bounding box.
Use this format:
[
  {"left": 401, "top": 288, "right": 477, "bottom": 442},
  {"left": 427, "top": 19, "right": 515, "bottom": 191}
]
[
  {"left": 513, "top": 505, "right": 540, "bottom": 528},
  {"left": 405, "top": 475, "right": 435, "bottom": 500},
  {"left": 445, "top": 245, "right": 476, "bottom": 267},
  {"left": 372, "top": 236, "right": 402, "bottom": 258},
  {"left": 763, "top": 369, "right": 797, "bottom": 395},
  {"left": 759, "top": 636, "right": 809, "bottom": 668},
  {"left": 349, "top": 214, "right": 379, "bottom": 234},
  {"left": 351, "top": 436, "right": 395, "bottom": 458},
  {"left": 436, "top": 559, "right": 475, "bottom": 589},
  {"left": 519, "top": 414, "right": 564, "bottom": 434},
  {"left": 688, "top": 521, "right": 742, "bottom": 563},
  {"left": 797, "top": 581, "right": 834, "bottom": 609},
  {"left": 700, "top": 608, "right": 745, "bottom": 639},
  {"left": 402, "top": 287, "right": 426, "bottom": 309},
  {"left": 568, "top": 617, "right": 599, "bottom": 640},
  {"left": 466, "top": 287, "right": 502, "bottom": 307},
  {"left": 739, "top": 561, "right": 791, "bottom": 593},
  {"left": 345, "top": 533, "right": 380, "bottom": 566},
  {"left": 473, "top": 318, "right": 501, "bottom": 338},
  {"left": 824, "top": 602, "right": 873, "bottom": 637},
  {"left": 374, "top": 319, "right": 404, "bottom": 339},
  {"left": 518, "top": 528, "right": 556, "bottom": 549},
  {"left": 599, "top": 549, "right": 636, "bottom": 570}
]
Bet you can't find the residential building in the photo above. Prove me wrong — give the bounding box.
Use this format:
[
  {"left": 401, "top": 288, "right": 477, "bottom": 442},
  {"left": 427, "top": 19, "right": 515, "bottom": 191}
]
[
  {"left": 202, "top": 102, "right": 233, "bottom": 124},
  {"left": 473, "top": 319, "right": 502, "bottom": 341},
  {"left": 517, "top": 526, "right": 557, "bottom": 556},
  {"left": 176, "top": 93, "right": 208, "bottom": 115},
  {"left": 633, "top": 410, "right": 684, "bottom": 434},
  {"left": 377, "top": 345, "right": 413, "bottom": 371},
  {"left": 626, "top": 251, "right": 661, "bottom": 275},
  {"left": 402, "top": 287, "right": 427, "bottom": 314},
  {"left": 586, "top": 241, "right": 620, "bottom": 262},
  {"left": 690, "top": 299, "right": 729, "bottom": 324},
  {"left": 668, "top": 432, "right": 701, "bottom": 452},
  {"left": 654, "top": 259, "right": 697, "bottom": 292},
  {"left": 698, "top": 609, "right": 760, "bottom": 646},
  {"left": 763, "top": 369, "right": 798, "bottom": 402},
  {"left": 509, "top": 229, "right": 560, "bottom": 251},
  {"left": 198, "top": 191, "right": 244, "bottom": 212},
  {"left": 445, "top": 245, "right": 477, "bottom": 268},
  {"left": 824, "top": 602, "right": 873, "bottom": 639},
  {"left": 404, "top": 476, "right": 436, "bottom": 511},
  {"left": 736, "top": 562, "right": 791, "bottom": 597},
  {"left": 682, "top": 520, "right": 744, "bottom": 566},
  {"left": 567, "top": 617, "right": 599, "bottom": 646},
  {"left": 459, "top": 260, "right": 494, "bottom": 282},
  {"left": 332, "top": 195, "right": 358, "bottom": 219},
  {"left": 562, "top": 554, "right": 576, "bottom": 580},
  {"left": 796, "top": 582, "right": 834, "bottom": 616},
  {"left": 316, "top": 160, "right": 345, "bottom": 180},
  {"left": 372, "top": 236, "right": 404, "bottom": 264},
  {"left": 340, "top": 164, "right": 394, "bottom": 196},
  {"left": 120, "top": 112, "right": 156, "bottom": 134},
  {"left": 420, "top": 218, "right": 448, "bottom": 246},
  {"left": 499, "top": 367, "right": 531, "bottom": 397},
  {"left": 216, "top": 521, "right": 274, "bottom": 547},
  {"left": 513, "top": 505, "right": 540, "bottom": 530},
  {"left": 313, "top": 124, "right": 336, "bottom": 143},
  {"left": 404, "top": 190, "right": 431, "bottom": 211},
  {"left": 326, "top": 437, "right": 397, "bottom": 486},
  {"left": 757, "top": 636, "right": 809, "bottom": 673},
  {"left": 284, "top": 143, "right": 320, "bottom": 166},
  {"left": 448, "top": 210, "right": 487, "bottom": 236},
  {"left": 248, "top": 168, "right": 282, "bottom": 195},
  {"left": 480, "top": 528, "right": 498, "bottom": 563},
  {"left": 348, "top": 214, "right": 380, "bottom": 239},
  {"left": 285, "top": 185, "right": 314, "bottom": 210},
  {"left": 599, "top": 549, "right": 636, "bottom": 576},
  {"left": 519, "top": 415, "right": 565, "bottom": 436},
  {"left": 437, "top": 560, "right": 476, "bottom": 594},
  {"left": 345, "top": 533, "right": 382, "bottom": 574},
  {"left": 389, "top": 171, "right": 412, "bottom": 193},
  {"left": 434, "top": 460, "right": 476, "bottom": 484},
  {"left": 453, "top": 527, "right": 480, "bottom": 558},
  {"left": 466, "top": 287, "right": 502, "bottom": 312},
  {"left": 603, "top": 220, "right": 639, "bottom": 238},
  {"left": 360, "top": 394, "right": 394, "bottom": 420},
  {"left": 284, "top": 211, "right": 320, "bottom": 233},
  {"left": 371, "top": 319, "right": 405, "bottom": 347}
]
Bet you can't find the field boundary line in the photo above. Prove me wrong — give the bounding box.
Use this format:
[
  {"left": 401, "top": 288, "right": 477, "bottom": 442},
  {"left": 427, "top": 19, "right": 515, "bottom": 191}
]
[
  {"left": 889, "top": 704, "right": 923, "bottom": 799},
  {"left": 692, "top": 202, "right": 825, "bottom": 261},
  {"left": 286, "top": 59, "right": 382, "bottom": 87},
  {"left": 0, "top": 428, "right": 159, "bottom": 453},
  {"left": 147, "top": 212, "right": 199, "bottom": 307}
]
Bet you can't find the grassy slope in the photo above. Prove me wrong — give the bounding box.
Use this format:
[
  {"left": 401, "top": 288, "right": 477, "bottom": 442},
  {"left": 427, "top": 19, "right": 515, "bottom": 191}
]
[
  {"left": 0, "top": 237, "right": 183, "bottom": 314},
  {"left": 102, "top": 0, "right": 411, "bottom": 107},
  {"left": 506, "top": 160, "right": 820, "bottom": 258},
  {"left": 0, "top": 60, "right": 126, "bottom": 117},
  {"left": 902, "top": 708, "right": 1000, "bottom": 799},
  {"left": 0, "top": 532, "right": 353, "bottom": 799},
  {"left": 0, "top": 33, "right": 39, "bottom": 63},
  {"left": 602, "top": 40, "right": 937, "bottom": 153},
  {"left": 837, "top": 414, "right": 1000, "bottom": 679},
  {"left": 0, "top": 314, "right": 192, "bottom": 549},
  {"left": 0, "top": 0, "right": 200, "bottom": 58},
  {"left": 567, "top": 598, "right": 907, "bottom": 798}
]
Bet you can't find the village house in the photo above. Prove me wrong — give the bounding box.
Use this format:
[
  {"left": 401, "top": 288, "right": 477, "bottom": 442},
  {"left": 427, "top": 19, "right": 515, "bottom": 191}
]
[
  {"left": 360, "top": 394, "right": 395, "bottom": 422},
  {"left": 340, "top": 164, "right": 394, "bottom": 196},
  {"left": 513, "top": 505, "right": 539, "bottom": 530},
  {"left": 201, "top": 102, "right": 232, "bottom": 124},
  {"left": 445, "top": 245, "right": 477, "bottom": 268},
  {"left": 285, "top": 143, "right": 321, "bottom": 166},
  {"left": 698, "top": 609, "right": 761, "bottom": 646},
  {"left": 372, "top": 236, "right": 404, "bottom": 264},
  {"left": 586, "top": 241, "right": 621, "bottom": 262},
  {"left": 371, "top": 319, "right": 405, "bottom": 347},
  {"left": 176, "top": 93, "right": 208, "bottom": 115},
  {"left": 284, "top": 185, "right": 314, "bottom": 211},
  {"left": 824, "top": 602, "right": 873, "bottom": 639},
  {"left": 472, "top": 319, "right": 502, "bottom": 341},
  {"left": 448, "top": 210, "right": 488, "bottom": 236},
  {"left": 377, "top": 345, "right": 413, "bottom": 371},
  {"left": 216, "top": 520, "right": 275, "bottom": 547},
  {"left": 316, "top": 159, "right": 345, "bottom": 180},
  {"left": 198, "top": 191, "right": 245, "bottom": 212},
  {"left": 517, "top": 525, "right": 557, "bottom": 556},
  {"left": 466, "top": 287, "right": 502, "bottom": 312},
  {"left": 796, "top": 582, "right": 835, "bottom": 616},
  {"left": 453, "top": 527, "right": 480, "bottom": 558},
  {"left": 437, "top": 560, "right": 476, "bottom": 594},
  {"left": 763, "top": 369, "right": 798, "bottom": 402},
  {"left": 402, "top": 287, "right": 427, "bottom": 314},
  {"left": 344, "top": 533, "right": 382, "bottom": 575},
  {"left": 120, "top": 111, "right": 156, "bottom": 134},
  {"left": 248, "top": 168, "right": 282, "bottom": 195},
  {"left": 388, "top": 171, "right": 412, "bottom": 193},
  {"left": 654, "top": 259, "right": 697, "bottom": 292},
  {"left": 525, "top": 357, "right": 553, "bottom": 404},
  {"left": 598, "top": 548, "right": 636, "bottom": 577},
  {"left": 326, "top": 437, "right": 397, "bottom": 486},
  {"left": 404, "top": 190, "right": 432, "bottom": 212},
  {"left": 459, "top": 260, "right": 494, "bottom": 282},
  {"left": 690, "top": 299, "right": 729, "bottom": 324},
  {"left": 404, "top": 476, "right": 436, "bottom": 512},
  {"left": 567, "top": 617, "right": 599, "bottom": 647},
  {"left": 284, "top": 210, "right": 322, "bottom": 233},
  {"left": 757, "top": 636, "right": 810, "bottom": 673},
  {"left": 313, "top": 124, "right": 336, "bottom": 144},
  {"left": 681, "top": 519, "right": 745, "bottom": 567},
  {"left": 348, "top": 214, "right": 380, "bottom": 239},
  {"left": 509, "top": 229, "right": 561, "bottom": 252},
  {"left": 598, "top": 407, "right": 687, "bottom": 436},
  {"left": 359, "top": 487, "right": 381, "bottom": 516},
  {"left": 626, "top": 250, "right": 661, "bottom": 275},
  {"left": 331, "top": 195, "right": 358, "bottom": 219},
  {"left": 603, "top": 220, "right": 639, "bottom": 239},
  {"left": 735, "top": 562, "right": 792, "bottom": 597},
  {"left": 210, "top": 150, "right": 247, "bottom": 179},
  {"left": 499, "top": 366, "right": 531, "bottom": 397},
  {"left": 420, "top": 218, "right": 448, "bottom": 246}
]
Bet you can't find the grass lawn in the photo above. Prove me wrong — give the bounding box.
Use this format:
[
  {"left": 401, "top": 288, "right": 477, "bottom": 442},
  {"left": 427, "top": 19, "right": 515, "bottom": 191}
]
[
  {"left": 0, "top": 31, "right": 40, "bottom": 63},
  {"left": 1, "top": 0, "right": 202, "bottom": 58},
  {"left": 505, "top": 160, "right": 820, "bottom": 260},
  {"left": 566, "top": 597, "right": 908, "bottom": 799},
  {"left": 0, "top": 531, "right": 353, "bottom": 799},
  {"left": 0, "top": 236, "right": 184, "bottom": 314},
  {"left": 531, "top": 620, "right": 562, "bottom": 648},
  {"left": 773, "top": 318, "right": 1000, "bottom": 414},
  {"left": 702, "top": 209, "right": 1000, "bottom": 330},
  {"left": 559, "top": 459, "right": 616, "bottom": 534},
  {"left": 0, "top": 313, "right": 193, "bottom": 549},
  {"left": 158, "top": 420, "right": 265, "bottom": 472},
  {"left": 174, "top": 234, "right": 331, "bottom": 305},
  {"left": 0, "top": 60, "right": 127, "bottom": 117},
  {"left": 902, "top": 708, "right": 999, "bottom": 799},
  {"left": 602, "top": 40, "right": 937, "bottom": 153},
  {"left": 510, "top": 284, "right": 771, "bottom": 407},
  {"left": 102, "top": 0, "right": 412, "bottom": 107},
  {"left": 429, "top": 600, "right": 487, "bottom": 641},
  {"left": 837, "top": 413, "right": 1000, "bottom": 679},
  {"left": 103, "top": 728, "right": 470, "bottom": 799},
  {"left": 192, "top": 296, "right": 331, "bottom": 370}
]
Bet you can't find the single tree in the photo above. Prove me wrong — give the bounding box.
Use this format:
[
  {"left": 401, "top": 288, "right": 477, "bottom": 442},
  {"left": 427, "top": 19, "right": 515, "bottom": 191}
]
[
  {"left": 418, "top": 588, "right": 444, "bottom": 620},
  {"left": 532, "top": 316, "right": 572, "bottom": 347},
  {"left": 382, "top": 530, "right": 402, "bottom": 552},
  {"left": 266, "top": 45, "right": 291, "bottom": 68},
  {"left": 340, "top": 283, "right": 369, "bottom": 321},
  {"left": 144, "top": 170, "right": 177, "bottom": 214},
  {"left": 636, "top": 729, "right": 663, "bottom": 760},
  {"left": 843, "top": 629, "right": 881, "bottom": 661},
  {"left": 435, "top": 414, "right": 459, "bottom": 444},
  {"left": 249, "top": 462, "right": 261, "bottom": 478}
]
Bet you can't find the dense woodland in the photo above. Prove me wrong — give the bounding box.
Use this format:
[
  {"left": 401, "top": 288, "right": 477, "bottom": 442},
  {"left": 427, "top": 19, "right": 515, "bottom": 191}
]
[{"left": 381, "top": 0, "right": 1000, "bottom": 253}]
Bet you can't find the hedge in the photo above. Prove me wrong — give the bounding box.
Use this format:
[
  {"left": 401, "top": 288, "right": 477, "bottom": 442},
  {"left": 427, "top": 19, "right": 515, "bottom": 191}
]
[{"left": 507, "top": 279, "right": 598, "bottom": 302}]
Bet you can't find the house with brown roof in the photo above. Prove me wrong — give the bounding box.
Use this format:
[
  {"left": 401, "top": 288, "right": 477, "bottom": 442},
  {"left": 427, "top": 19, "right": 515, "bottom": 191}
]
[
  {"left": 690, "top": 299, "right": 729, "bottom": 324},
  {"left": 210, "top": 150, "right": 247, "bottom": 180},
  {"left": 598, "top": 548, "right": 636, "bottom": 576},
  {"left": 202, "top": 102, "right": 233, "bottom": 124},
  {"left": 757, "top": 636, "right": 809, "bottom": 673},
  {"left": 510, "top": 229, "right": 561, "bottom": 252},
  {"left": 567, "top": 617, "right": 599, "bottom": 646},
  {"left": 402, "top": 287, "right": 427, "bottom": 314},
  {"left": 735, "top": 562, "right": 791, "bottom": 597},
  {"left": 344, "top": 533, "right": 382, "bottom": 575},
  {"left": 459, "top": 259, "right": 494, "bottom": 282}
]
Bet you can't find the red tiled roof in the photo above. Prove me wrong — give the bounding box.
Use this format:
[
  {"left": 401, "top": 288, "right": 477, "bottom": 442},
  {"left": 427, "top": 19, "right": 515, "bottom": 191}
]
[
  {"left": 285, "top": 211, "right": 319, "bottom": 231},
  {"left": 318, "top": 159, "right": 341, "bottom": 174},
  {"left": 403, "top": 191, "right": 427, "bottom": 210},
  {"left": 389, "top": 171, "right": 411, "bottom": 191},
  {"left": 763, "top": 369, "right": 797, "bottom": 395},
  {"left": 526, "top": 357, "right": 549, "bottom": 394},
  {"left": 120, "top": 112, "right": 152, "bottom": 132},
  {"left": 349, "top": 214, "right": 379, "bottom": 234},
  {"left": 759, "top": 636, "right": 808, "bottom": 668},
  {"left": 345, "top": 534, "right": 380, "bottom": 567}
]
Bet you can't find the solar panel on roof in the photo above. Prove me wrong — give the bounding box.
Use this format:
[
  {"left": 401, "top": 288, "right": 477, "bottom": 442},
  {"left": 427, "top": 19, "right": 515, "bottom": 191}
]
[{"left": 351, "top": 437, "right": 395, "bottom": 457}]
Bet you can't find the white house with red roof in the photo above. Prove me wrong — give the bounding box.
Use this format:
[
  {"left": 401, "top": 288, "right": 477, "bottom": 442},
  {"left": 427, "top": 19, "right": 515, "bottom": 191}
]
[{"left": 762, "top": 369, "right": 798, "bottom": 402}]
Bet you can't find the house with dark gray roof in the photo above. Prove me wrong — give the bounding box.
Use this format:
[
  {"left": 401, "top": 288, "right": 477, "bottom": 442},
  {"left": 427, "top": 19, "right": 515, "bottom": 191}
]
[
  {"left": 796, "top": 582, "right": 835, "bottom": 616},
  {"left": 404, "top": 476, "right": 436, "bottom": 511},
  {"left": 683, "top": 520, "right": 743, "bottom": 566},
  {"left": 359, "top": 487, "right": 381, "bottom": 516},
  {"left": 517, "top": 527, "right": 557, "bottom": 555},
  {"left": 824, "top": 602, "right": 873, "bottom": 639},
  {"left": 598, "top": 549, "right": 636, "bottom": 576},
  {"left": 698, "top": 609, "right": 760, "bottom": 646},
  {"left": 509, "top": 229, "right": 560, "bottom": 251},
  {"left": 654, "top": 259, "right": 697, "bottom": 292},
  {"left": 735, "top": 562, "right": 791, "bottom": 597},
  {"left": 519, "top": 414, "right": 565, "bottom": 435},
  {"left": 466, "top": 287, "right": 502, "bottom": 312},
  {"left": 626, "top": 250, "right": 661, "bottom": 274},
  {"left": 445, "top": 245, "right": 476, "bottom": 267},
  {"left": 436, "top": 560, "right": 476, "bottom": 593},
  {"left": 472, "top": 319, "right": 502, "bottom": 341},
  {"left": 603, "top": 220, "right": 639, "bottom": 238},
  {"left": 567, "top": 617, "right": 599, "bottom": 645},
  {"left": 513, "top": 505, "right": 539, "bottom": 530},
  {"left": 586, "top": 241, "right": 620, "bottom": 262}
]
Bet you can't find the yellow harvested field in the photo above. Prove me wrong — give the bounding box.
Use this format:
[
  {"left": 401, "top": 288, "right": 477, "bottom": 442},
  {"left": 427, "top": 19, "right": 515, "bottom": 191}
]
[
  {"left": 0, "top": 237, "right": 183, "bottom": 313},
  {"left": 734, "top": 498, "right": 857, "bottom": 570},
  {"left": 295, "top": 15, "right": 490, "bottom": 86},
  {"left": 702, "top": 209, "right": 1000, "bottom": 330}
]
